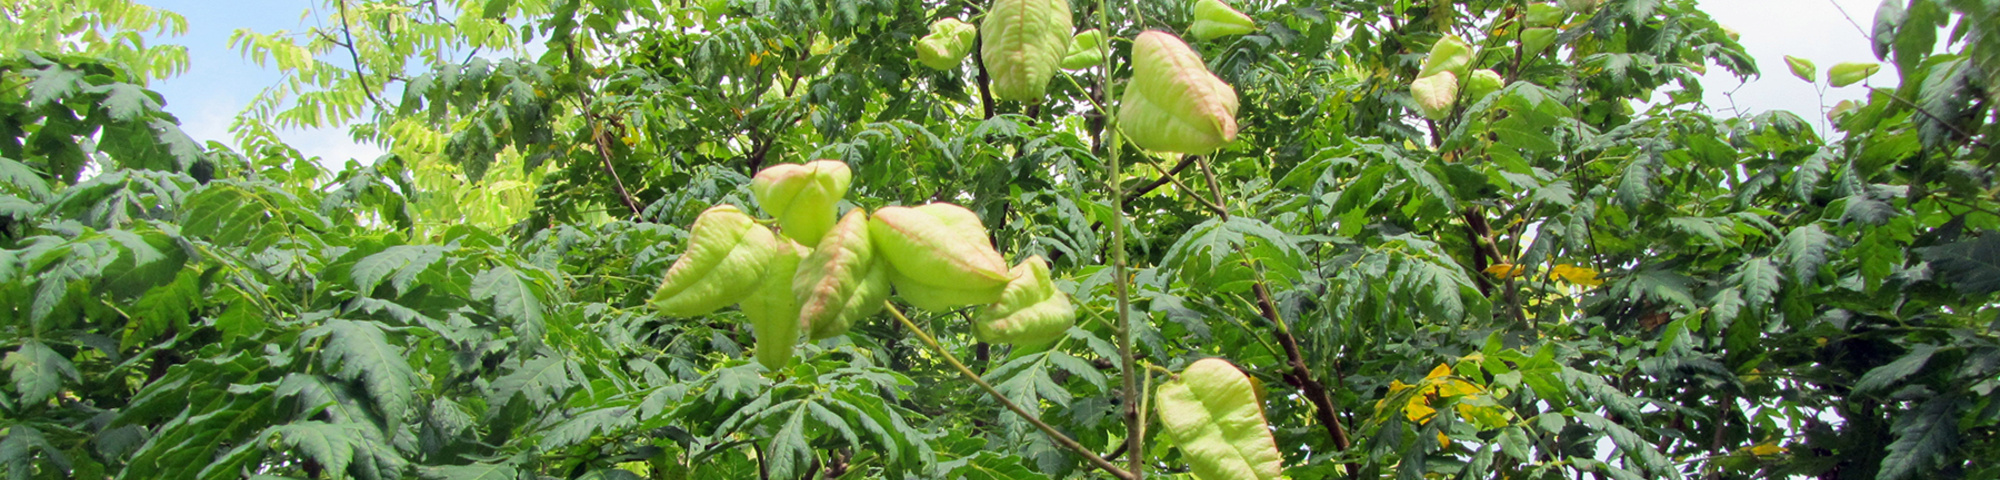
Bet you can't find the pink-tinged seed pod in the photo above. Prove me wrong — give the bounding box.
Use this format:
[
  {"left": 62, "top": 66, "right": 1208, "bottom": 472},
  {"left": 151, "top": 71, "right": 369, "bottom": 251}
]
[
  {"left": 794, "top": 210, "right": 890, "bottom": 340},
  {"left": 751, "top": 160, "right": 852, "bottom": 245},
  {"left": 651, "top": 205, "right": 781, "bottom": 317},
  {"left": 1119, "top": 31, "right": 1240, "bottom": 155},
  {"left": 974, "top": 256, "right": 1075, "bottom": 348},
  {"left": 867, "top": 203, "right": 1015, "bottom": 310},
  {"left": 743, "top": 238, "right": 808, "bottom": 371},
  {"left": 1155, "top": 358, "right": 1285, "bottom": 480},
  {"left": 1411, "top": 71, "right": 1459, "bottom": 120},
  {"left": 981, "top": 0, "right": 1072, "bottom": 101}
]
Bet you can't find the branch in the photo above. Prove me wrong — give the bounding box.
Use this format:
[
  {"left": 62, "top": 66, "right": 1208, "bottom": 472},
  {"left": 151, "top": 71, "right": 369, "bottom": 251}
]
[
  {"left": 1123, "top": 154, "right": 1200, "bottom": 204},
  {"left": 563, "top": 43, "right": 644, "bottom": 218},
  {"left": 1194, "top": 157, "right": 1356, "bottom": 457},
  {"left": 332, "top": 0, "right": 390, "bottom": 110},
  {"left": 884, "top": 305, "right": 1138, "bottom": 480}
]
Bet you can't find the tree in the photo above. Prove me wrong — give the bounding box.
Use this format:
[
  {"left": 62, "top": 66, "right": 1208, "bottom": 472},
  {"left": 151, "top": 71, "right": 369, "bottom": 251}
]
[{"left": 1, "top": 0, "right": 1996, "bottom": 479}]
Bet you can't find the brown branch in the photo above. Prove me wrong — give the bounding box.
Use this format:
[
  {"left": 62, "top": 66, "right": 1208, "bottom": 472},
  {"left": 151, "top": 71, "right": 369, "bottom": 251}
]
[
  {"left": 1252, "top": 281, "right": 1354, "bottom": 452},
  {"left": 1123, "top": 154, "right": 1200, "bottom": 204},
  {"left": 564, "top": 43, "right": 643, "bottom": 218},
  {"left": 1194, "top": 157, "right": 1356, "bottom": 458},
  {"left": 333, "top": 0, "right": 389, "bottom": 110}
]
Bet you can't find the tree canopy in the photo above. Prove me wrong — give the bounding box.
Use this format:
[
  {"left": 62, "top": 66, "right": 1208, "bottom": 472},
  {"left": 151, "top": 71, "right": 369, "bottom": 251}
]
[{"left": 1, "top": 0, "right": 1996, "bottom": 479}]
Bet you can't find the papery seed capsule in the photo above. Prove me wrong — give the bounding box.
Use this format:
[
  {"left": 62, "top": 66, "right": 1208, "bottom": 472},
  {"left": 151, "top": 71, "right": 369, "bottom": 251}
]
[
  {"left": 973, "top": 256, "right": 1075, "bottom": 348},
  {"left": 1189, "top": 0, "right": 1257, "bottom": 41},
  {"left": 1155, "top": 358, "right": 1285, "bottom": 480},
  {"left": 917, "top": 18, "right": 979, "bottom": 70},
  {"left": 651, "top": 205, "right": 780, "bottom": 316},
  {"left": 868, "top": 203, "right": 1014, "bottom": 311},
  {"left": 1059, "top": 29, "right": 1106, "bottom": 70},
  {"left": 981, "top": 0, "right": 1072, "bottom": 101},
  {"left": 752, "top": 160, "right": 852, "bottom": 245},
  {"left": 795, "top": 210, "right": 889, "bottom": 339},
  {"left": 1119, "top": 31, "right": 1239, "bottom": 155},
  {"left": 1412, "top": 71, "right": 1459, "bottom": 120},
  {"left": 744, "top": 238, "right": 808, "bottom": 371}
]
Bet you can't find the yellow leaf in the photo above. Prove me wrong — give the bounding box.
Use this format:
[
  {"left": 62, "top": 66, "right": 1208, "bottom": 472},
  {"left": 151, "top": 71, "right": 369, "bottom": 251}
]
[
  {"left": 1484, "top": 263, "right": 1525, "bottom": 279},
  {"left": 1437, "top": 432, "right": 1453, "bottom": 448},
  {"left": 1424, "top": 363, "right": 1452, "bottom": 381},
  {"left": 1404, "top": 401, "right": 1436, "bottom": 423},
  {"left": 1549, "top": 264, "right": 1602, "bottom": 287},
  {"left": 1748, "top": 443, "right": 1787, "bottom": 456},
  {"left": 748, "top": 52, "right": 763, "bottom": 67}
]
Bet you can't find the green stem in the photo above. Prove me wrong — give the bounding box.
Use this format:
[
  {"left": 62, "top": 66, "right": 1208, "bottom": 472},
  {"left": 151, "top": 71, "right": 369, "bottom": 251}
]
[
  {"left": 883, "top": 305, "right": 1136, "bottom": 480},
  {"left": 1093, "top": 0, "right": 1144, "bottom": 476}
]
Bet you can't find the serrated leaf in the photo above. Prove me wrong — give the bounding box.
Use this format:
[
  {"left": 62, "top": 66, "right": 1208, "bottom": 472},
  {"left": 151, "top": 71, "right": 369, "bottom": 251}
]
[
  {"left": 1780, "top": 224, "right": 1837, "bottom": 284},
  {"left": 4, "top": 340, "right": 79, "bottom": 406},
  {"left": 1575, "top": 413, "right": 1678, "bottom": 479},
  {"left": 422, "top": 463, "right": 521, "bottom": 480},
  {"left": 472, "top": 266, "right": 547, "bottom": 347},
  {"left": 301, "top": 319, "right": 419, "bottom": 423},
  {"left": 350, "top": 245, "right": 450, "bottom": 297},
  {"left": 1878, "top": 396, "right": 1965, "bottom": 480},
  {"left": 1854, "top": 344, "right": 1938, "bottom": 395}
]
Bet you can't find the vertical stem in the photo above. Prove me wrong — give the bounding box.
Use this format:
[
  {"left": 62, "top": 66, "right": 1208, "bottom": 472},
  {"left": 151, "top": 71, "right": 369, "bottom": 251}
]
[{"left": 1092, "top": 0, "right": 1144, "bottom": 477}]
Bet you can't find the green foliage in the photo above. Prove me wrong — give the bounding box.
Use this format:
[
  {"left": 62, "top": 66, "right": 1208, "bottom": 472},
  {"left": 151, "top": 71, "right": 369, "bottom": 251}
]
[{"left": 4, "top": 0, "right": 1999, "bottom": 479}]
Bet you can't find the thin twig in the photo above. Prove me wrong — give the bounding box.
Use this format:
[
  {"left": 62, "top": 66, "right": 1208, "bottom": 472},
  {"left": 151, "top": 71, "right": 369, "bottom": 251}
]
[
  {"left": 884, "top": 305, "right": 1137, "bottom": 480},
  {"left": 1192, "top": 156, "right": 1356, "bottom": 455},
  {"left": 332, "top": 0, "right": 389, "bottom": 110}
]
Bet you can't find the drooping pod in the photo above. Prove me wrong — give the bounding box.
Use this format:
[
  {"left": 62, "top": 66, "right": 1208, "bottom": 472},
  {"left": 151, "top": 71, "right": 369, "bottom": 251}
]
[
  {"left": 981, "top": 0, "right": 1073, "bottom": 101},
  {"left": 867, "top": 204, "right": 1014, "bottom": 310},
  {"left": 1059, "top": 29, "right": 1106, "bottom": 70},
  {"left": 795, "top": 210, "right": 891, "bottom": 340},
  {"left": 1411, "top": 71, "right": 1459, "bottom": 120},
  {"left": 1155, "top": 358, "right": 1285, "bottom": 480},
  {"left": 917, "top": 18, "right": 979, "bottom": 70},
  {"left": 1189, "top": 0, "right": 1257, "bottom": 41},
  {"left": 650, "top": 205, "right": 781, "bottom": 317},
  {"left": 1463, "top": 69, "right": 1504, "bottom": 103},
  {"left": 1418, "top": 35, "right": 1474, "bottom": 80},
  {"left": 973, "top": 256, "right": 1074, "bottom": 348},
  {"left": 751, "top": 160, "right": 852, "bottom": 245},
  {"left": 1119, "top": 31, "right": 1240, "bottom": 155},
  {"left": 743, "top": 238, "right": 808, "bottom": 371}
]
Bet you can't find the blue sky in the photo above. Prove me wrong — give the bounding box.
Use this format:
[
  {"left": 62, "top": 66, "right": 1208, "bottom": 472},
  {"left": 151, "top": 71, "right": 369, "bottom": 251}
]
[
  {"left": 137, "top": 0, "right": 388, "bottom": 163},
  {"left": 134, "top": 0, "right": 1889, "bottom": 163}
]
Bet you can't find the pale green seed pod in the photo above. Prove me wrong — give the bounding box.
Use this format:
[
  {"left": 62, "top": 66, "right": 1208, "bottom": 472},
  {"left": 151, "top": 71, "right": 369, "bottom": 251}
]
[
  {"left": 1059, "top": 29, "right": 1106, "bottom": 70},
  {"left": 1418, "top": 35, "right": 1473, "bottom": 80},
  {"left": 651, "top": 205, "right": 780, "bottom": 317},
  {"left": 981, "top": 0, "right": 1072, "bottom": 101},
  {"left": 1521, "top": 28, "right": 1557, "bottom": 54},
  {"left": 1559, "top": 0, "right": 1602, "bottom": 13},
  {"left": 751, "top": 160, "right": 852, "bottom": 245},
  {"left": 1189, "top": 0, "right": 1257, "bottom": 41},
  {"left": 1464, "top": 69, "right": 1504, "bottom": 103},
  {"left": 1525, "top": 3, "right": 1565, "bottom": 27},
  {"left": 1119, "top": 31, "right": 1240, "bottom": 155},
  {"left": 1155, "top": 358, "right": 1285, "bottom": 480},
  {"left": 917, "top": 18, "right": 980, "bottom": 70},
  {"left": 795, "top": 210, "right": 890, "bottom": 340},
  {"left": 744, "top": 238, "right": 808, "bottom": 371},
  {"left": 868, "top": 203, "right": 1014, "bottom": 311},
  {"left": 973, "top": 256, "right": 1074, "bottom": 348},
  {"left": 1412, "top": 71, "right": 1458, "bottom": 120}
]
